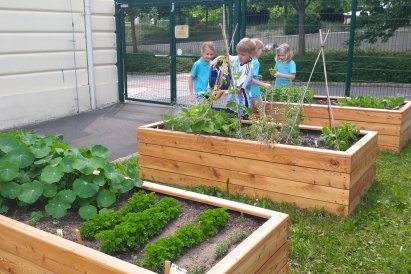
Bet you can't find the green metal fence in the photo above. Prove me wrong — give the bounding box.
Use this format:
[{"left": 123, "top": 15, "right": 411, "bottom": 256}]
[
  {"left": 116, "top": 0, "right": 410, "bottom": 103},
  {"left": 246, "top": 0, "right": 411, "bottom": 98},
  {"left": 116, "top": 0, "right": 244, "bottom": 105}
]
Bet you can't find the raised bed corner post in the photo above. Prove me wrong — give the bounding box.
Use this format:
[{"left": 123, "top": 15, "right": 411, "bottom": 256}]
[
  {"left": 115, "top": 3, "right": 126, "bottom": 103},
  {"left": 345, "top": 0, "right": 358, "bottom": 97},
  {"left": 170, "top": 2, "right": 177, "bottom": 105}
]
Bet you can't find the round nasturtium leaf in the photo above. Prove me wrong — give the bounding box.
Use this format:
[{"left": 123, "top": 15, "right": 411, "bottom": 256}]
[
  {"left": 55, "top": 189, "right": 76, "bottom": 204},
  {"left": 0, "top": 136, "right": 20, "bottom": 153},
  {"left": 99, "top": 208, "right": 114, "bottom": 214},
  {"left": 97, "top": 190, "right": 116, "bottom": 208},
  {"left": 30, "top": 144, "right": 51, "bottom": 159},
  {"left": 73, "top": 157, "right": 105, "bottom": 175},
  {"left": 17, "top": 181, "right": 44, "bottom": 204},
  {"left": 93, "top": 174, "right": 106, "bottom": 187},
  {"left": 40, "top": 165, "right": 64, "bottom": 184},
  {"left": 79, "top": 205, "right": 98, "bottom": 220},
  {"left": 58, "top": 156, "right": 76, "bottom": 173},
  {"left": 0, "top": 161, "right": 20, "bottom": 182},
  {"left": 42, "top": 183, "right": 57, "bottom": 198},
  {"left": 0, "top": 181, "right": 22, "bottom": 199},
  {"left": 4, "top": 148, "right": 35, "bottom": 169},
  {"left": 104, "top": 164, "right": 124, "bottom": 184},
  {"left": 114, "top": 178, "right": 134, "bottom": 194},
  {"left": 91, "top": 145, "right": 110, "bottom": 160},
  {"left": 73, "top": 178, "right": 99, "bottom": 198},
  {"left": 45, "top": 200, "right": 71, "bottom": 219}
]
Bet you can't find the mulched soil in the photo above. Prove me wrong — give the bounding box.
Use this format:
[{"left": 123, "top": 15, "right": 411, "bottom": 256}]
[{"left": 8, "top": 189, "right": 265, "bottom": 273}]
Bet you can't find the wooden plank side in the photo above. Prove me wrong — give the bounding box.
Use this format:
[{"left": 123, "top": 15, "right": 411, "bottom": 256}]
[
  {"left": 138, "top": 127, "right": 352, "bottom": 173},
  {"left": 348, "top": 132, "right": 378, "bottom": 187},
  {"left": 0, "top": 216, "right": 155, "bottom": 274},
  {"left": 399, "top": 124, "right": 411, "bottom": 151},
  {"left": 141, "top": 181, "right": 280, "bottom": 219},
  {"left": 348, "top": 163, "right": 376, "bottom": 215},
  {"left": 378, "top": 134, "right": 400, "bottom": 149},
  {"left": 208, "top": 217, "right": 288, "bottom": 273},
  {"left": 255, "top": 242, "right": 288, "bottom": 274},
  {"left": 139, "top": 143, "right": 350, "bottom": 189},
  {"left": 301, "top": 116, "right": 401, "bottom": 136},
  {"left": 140, "top": 168, "right": 348, "bottom": 215},
  {"left": 140, "top": 155, "right": 350, "bottom": 205},
  {"left": 0, "top": 249, "right": 54, "bottom": 274},
  {"left": 302, "top": 104, "right": 403, "bottom": 124}
]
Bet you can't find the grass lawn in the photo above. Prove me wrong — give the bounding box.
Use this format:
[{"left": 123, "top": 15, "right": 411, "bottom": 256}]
[{"left": 124, "top": 141, "right": 410, "bottom": 273}]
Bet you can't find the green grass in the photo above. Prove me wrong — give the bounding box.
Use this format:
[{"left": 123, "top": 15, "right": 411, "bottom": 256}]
[{"left": 123, "top": 141, "right": 411, "bottom": 273}]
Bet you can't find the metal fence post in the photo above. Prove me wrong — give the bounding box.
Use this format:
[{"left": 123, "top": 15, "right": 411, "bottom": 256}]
[
  {"left": 345, "top": 0, "right": 358, "bottom": 97},
  {"left": 170, "top": 2, "right": 177, "bottom": 104},
  {"left": 115, "top": 3, "right": 125, "bottom": 102},
  {"left": 240, "top": 0, "right": 246, "bottom": 38}
]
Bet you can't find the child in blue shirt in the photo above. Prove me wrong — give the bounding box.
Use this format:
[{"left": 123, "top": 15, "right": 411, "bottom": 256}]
[
  {"left": 251, "top": 38, "right": 272, "bottom": 112},
  {"left": 189, "top": 42, "right": 215, "bottom": 103},
  {"left": 273, "top": 43, "right": 296, "bottom": 87}
]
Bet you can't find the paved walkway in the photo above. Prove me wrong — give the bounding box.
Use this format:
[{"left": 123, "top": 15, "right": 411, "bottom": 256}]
[{"left": 23, "top": 102, "right": 171, "bottom": 161}]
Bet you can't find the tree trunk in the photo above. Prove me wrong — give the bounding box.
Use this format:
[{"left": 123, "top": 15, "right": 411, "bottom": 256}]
[
  {"left": 297, "top": 2, "right": 305, "bottom": 56},
  {"left": 129, "top": 10, "right": 138, "bottom": 53}
]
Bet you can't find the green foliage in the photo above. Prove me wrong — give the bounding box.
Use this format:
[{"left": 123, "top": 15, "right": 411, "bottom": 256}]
[
  {"left": 141, "top": 208, "right": 229, "bottom": 272},
  {"left": 0, "top": 130, "right": 140, "bottom": 220},
  {"left": 162, "top": 102, "right": 240, "bottom": 136},
  {"left": 80, "top": 191, "right": 155, "bottom": 240},
  {"left": 337, "top": 95, "right": 405, "bottom": 110},
  {"left": 356, "top": 0, "right": 411, "bottom": 44},
  {"left": 321, "top": 123, "right": 360, "bottom": 151},
  {"left": 284, "top": 13, "right": 321, "bottom": 35},
  {"left": 262, "top": 86, "right": 315, "bottom": 103},
  {"left": 125, "top": 54, "right": 194, "bottom": 73},
  {"left": 259, "top": 50, "right": 411, "bottom": 84},
  {"left": 28, "top": 211, "right": 43, "bottom": 226},
  {"left": 214, "top": 228, "right": 247, "bottom": 260},
  {"left": 96, "top": 197, "right": 181, "bottom": 254}
]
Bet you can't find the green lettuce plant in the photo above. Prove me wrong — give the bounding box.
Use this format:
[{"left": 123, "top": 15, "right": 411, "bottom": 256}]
[
  {"left": 337, "top": 95, "right": 405, "bottom": 110},
  {"left": 321, "top": 123, "right": 360, "bottom": 151}
]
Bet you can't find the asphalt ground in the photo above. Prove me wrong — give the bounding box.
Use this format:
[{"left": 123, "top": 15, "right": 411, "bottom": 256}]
[{"left": 22, "top": 102, "right": 170, "bottom": 161}]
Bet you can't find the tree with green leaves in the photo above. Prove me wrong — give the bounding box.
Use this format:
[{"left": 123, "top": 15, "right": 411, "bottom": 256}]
[{"left": 356, "top": 0, "right": 411, "bottom": 43}]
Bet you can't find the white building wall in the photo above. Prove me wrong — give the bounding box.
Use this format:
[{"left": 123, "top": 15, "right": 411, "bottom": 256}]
[{"left": 0, "top": 0, "right": 118, "bottom": 130}]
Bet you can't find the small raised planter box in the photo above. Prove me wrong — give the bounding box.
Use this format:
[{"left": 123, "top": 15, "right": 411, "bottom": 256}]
[
  {"left": 263, "top": 96, "right": 411, "bottom": 152},
  {"left": 0, "top": 182, "right": 289, "bottom": 274},
  {"left": 138, "top": 122, "right": 378, "bottom": 216}
]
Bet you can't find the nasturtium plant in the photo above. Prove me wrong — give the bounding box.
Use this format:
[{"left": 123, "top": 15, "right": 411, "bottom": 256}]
[
  {"left": 79, "top": 205, "right": 98, "bottom": 220},
  {"left": 0, "top": 130, "right": 142, "bottom": 220}
]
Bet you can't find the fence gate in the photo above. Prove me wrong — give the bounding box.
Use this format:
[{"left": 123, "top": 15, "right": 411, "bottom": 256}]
[{"left": 115, "top": 0, "right": 244, "bottom": 105}]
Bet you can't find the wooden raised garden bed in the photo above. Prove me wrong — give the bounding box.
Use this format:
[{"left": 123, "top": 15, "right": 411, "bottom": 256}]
[
  {"left": 138, "top": 122, "right": 378, "bottom": 216},
  {"left": 263, "top": 96, "right": 411, "bottom": 152},
  {"left": 0, "top": 182, "right": 289, "bottom": 274}
]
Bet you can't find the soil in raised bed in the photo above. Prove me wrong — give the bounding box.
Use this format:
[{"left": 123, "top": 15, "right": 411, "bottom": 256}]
[{"left": 8, "top": 189, "right": 265, "bottom": 273}]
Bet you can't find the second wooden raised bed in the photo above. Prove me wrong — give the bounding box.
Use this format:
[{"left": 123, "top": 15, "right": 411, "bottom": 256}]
[
  {"left": 0, "top": 182, "right": 289, "bottom": 274},
  {"left": 138, "top": 122, "right": 378, "bottom": 216},
  {"left": 262, "top": 96, "right": 411, "bottom": 152}
]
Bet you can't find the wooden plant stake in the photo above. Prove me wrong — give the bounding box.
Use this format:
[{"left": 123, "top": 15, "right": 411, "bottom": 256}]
[
  {"left": 164, "top": 260, "right": 171, "bottom": 274},
  {"left": 75, "top": 228, "right": 83, "bottom": 245}
]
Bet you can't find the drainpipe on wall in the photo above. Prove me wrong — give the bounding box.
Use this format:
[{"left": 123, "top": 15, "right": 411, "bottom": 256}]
[{"left": 84, "top": 0, "right": 97, "bottom": 110}]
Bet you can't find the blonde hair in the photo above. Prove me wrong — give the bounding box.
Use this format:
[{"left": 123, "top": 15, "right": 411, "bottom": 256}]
[
  {"left": 236, "top": 38, "right": 256, "bottom": 54},
  {"left": 275, "top": 43, "right": 294, "bottom": 62},
  {"left": 251, "top": 38, "right": 264, "bottom": 51},
  {"left": 201, "top": 42, "right": 215, "bottom": 53}
]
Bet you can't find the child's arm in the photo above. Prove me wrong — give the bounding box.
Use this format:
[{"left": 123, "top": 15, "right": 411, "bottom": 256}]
[
  {"left": 210, "top": 55, "right": 224, "bottom": 67},
  {"left": 252, "top": 79, "right": 272, "bottom": 89},
  {"left": 274, "top": 72, "right": 295, "bottom": 80}
]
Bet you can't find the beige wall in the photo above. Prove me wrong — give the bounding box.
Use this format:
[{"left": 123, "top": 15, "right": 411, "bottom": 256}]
[{"left": 0, "top": 0, "right": 118, "bottom": 130}]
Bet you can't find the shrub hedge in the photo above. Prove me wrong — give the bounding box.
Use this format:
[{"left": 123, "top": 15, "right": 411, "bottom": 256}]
[
  {"left": 125, "top": 50, "right": 411, "bottom": 84},
  {"left": 259, "top": 50, "right": 411, "bottom": 84}
]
